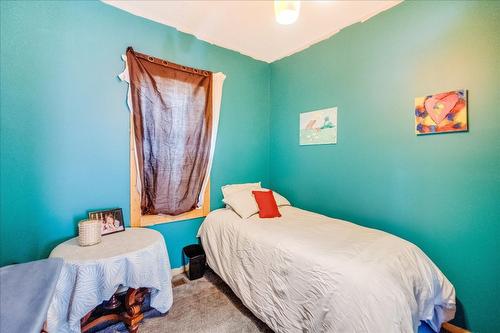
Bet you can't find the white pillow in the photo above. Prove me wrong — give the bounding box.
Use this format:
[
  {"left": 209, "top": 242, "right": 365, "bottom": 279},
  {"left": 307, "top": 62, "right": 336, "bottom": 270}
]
[
  {"left": 258, "top": 188, "right": 291, "bottom": 207},
  {"left": 221, "top": 182, "right": 261, "bottom": 199},
  {"left": 223, "top": 188, "right": 291, "bottom": 219},
  {"left": 222, "top": 190, "right": 259, "bottom": 218}
]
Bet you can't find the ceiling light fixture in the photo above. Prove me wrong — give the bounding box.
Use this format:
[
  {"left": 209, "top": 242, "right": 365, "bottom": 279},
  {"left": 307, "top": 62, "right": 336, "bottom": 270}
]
[{"left": 274, "top": 1, "right": 301, "bottom": 25}]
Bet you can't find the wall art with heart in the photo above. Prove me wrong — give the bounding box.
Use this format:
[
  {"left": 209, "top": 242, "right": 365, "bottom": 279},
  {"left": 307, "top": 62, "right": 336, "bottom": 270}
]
[{"left": 414, "top": 89, "right": 467, "bottom": 135}]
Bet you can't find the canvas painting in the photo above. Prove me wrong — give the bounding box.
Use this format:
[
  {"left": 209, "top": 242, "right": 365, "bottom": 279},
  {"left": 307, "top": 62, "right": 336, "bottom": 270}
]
[
  {"left": 415, "top": 89, "right": 467, "bottom": 135},
  {"left": 300, "top": 107, "right": 337, "bottom": 145}
]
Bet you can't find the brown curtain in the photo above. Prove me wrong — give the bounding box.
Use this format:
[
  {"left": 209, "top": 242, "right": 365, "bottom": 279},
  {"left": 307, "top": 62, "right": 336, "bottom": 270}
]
[{"left": 126, "top": 47, "right": 213, "bottom": 215}]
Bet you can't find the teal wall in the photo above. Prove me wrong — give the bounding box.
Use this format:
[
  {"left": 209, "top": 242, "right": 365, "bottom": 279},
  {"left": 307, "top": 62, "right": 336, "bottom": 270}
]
[
  {"left": 270, "top": 1, "right": 499, "bottom": 332},
  {"left": 0, "top": 1, "right": 270, "bottom": 269}
]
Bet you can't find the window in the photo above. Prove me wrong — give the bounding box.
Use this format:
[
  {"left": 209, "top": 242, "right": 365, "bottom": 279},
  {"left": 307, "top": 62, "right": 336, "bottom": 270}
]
[
  {"left": 130, "top": 117, "right": 210, "bottom": 227},
  {"left": 120, "top": 47, "right": 225, "bottom": 227}
]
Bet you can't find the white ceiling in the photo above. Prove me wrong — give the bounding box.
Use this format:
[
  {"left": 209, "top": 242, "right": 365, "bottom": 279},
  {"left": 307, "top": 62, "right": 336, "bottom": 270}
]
[{"left": 104, "top": 1, "right": 401, "bottom": 63}]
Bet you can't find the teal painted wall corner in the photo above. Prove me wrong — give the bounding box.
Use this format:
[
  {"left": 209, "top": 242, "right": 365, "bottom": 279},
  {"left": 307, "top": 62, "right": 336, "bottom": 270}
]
[{"left": 269, "top": 1, "right": 500, "bottom": 332}]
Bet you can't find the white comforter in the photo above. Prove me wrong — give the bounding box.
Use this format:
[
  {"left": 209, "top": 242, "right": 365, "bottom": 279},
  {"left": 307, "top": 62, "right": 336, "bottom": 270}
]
[{"left": 198, "top": 206, "right": 455, "bottom": 333}]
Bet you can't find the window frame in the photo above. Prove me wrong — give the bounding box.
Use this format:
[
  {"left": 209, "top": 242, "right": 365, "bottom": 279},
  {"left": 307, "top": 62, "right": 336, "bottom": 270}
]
[{"left": 129, "top": 114, "right": 210, "bottom": 227}]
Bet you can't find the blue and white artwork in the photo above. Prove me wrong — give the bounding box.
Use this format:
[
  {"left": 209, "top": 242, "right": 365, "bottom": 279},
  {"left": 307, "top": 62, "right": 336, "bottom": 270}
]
[{"left": 299, "top": 107, "right": 337, "bottom": 145}]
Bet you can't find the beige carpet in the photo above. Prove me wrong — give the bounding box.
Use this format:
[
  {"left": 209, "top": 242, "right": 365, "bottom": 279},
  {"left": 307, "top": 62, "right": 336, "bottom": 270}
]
[{"left": 140, "top": 270, "right": 273, "bottom": 333}]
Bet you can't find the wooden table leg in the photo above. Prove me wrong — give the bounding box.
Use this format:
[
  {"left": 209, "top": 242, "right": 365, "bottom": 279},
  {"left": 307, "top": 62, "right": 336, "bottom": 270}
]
[
  {"left": 79, "top": 288, "right": 149, "bottom": 333},
  {"left": 122, "top": 288, "right": 147, "bottom": 333},
  {"left": 103, "top": 293, "right": 121, "bottom": 310}
]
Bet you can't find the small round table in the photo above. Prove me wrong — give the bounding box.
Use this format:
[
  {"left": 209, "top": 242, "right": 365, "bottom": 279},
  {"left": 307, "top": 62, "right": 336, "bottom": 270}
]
[{"left": 48, "top": 228, "right": 173, "bottom": 333}]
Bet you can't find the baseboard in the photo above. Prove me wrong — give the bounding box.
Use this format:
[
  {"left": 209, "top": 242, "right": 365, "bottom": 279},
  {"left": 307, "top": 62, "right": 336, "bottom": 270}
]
[
  {"left": 442, "top": 322, "right": 471, "bottom": 333},
  {"left": 171, "top": 265, "right": 187, "bottom": 277}
]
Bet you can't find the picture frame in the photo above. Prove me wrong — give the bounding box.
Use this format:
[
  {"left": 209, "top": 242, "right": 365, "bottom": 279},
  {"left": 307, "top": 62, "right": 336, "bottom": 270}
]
[
  {"left": 300, "top": 107, "right": 337, "bottom": 145},
  {"left": 414, "top": 89, "right": 468, "bottom": 135},
  {"left": 88, "top": 208, "right": 125, "bottom": 236}
]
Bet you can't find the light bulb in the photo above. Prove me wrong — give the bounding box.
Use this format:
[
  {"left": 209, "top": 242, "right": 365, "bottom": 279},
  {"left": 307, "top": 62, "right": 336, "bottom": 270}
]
[{"left": 274, "top": 1, "right": 301, "bottom": 25}]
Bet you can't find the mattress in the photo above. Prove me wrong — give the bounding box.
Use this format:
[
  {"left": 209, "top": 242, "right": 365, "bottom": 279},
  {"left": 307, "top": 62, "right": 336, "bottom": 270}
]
[{"left": 197, "top": 206, "right": 456, "bottom": 333}]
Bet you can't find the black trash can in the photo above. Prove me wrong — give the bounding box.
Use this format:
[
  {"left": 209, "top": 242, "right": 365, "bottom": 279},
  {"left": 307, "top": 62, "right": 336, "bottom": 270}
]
[{"left": 182, "top": 244, "right": 206, "bottom": 280}]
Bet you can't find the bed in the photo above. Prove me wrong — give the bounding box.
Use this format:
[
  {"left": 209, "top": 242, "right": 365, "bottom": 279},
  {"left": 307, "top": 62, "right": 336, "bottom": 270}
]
[{"left": 197, "top": 205, "right": 456, "bottom": 333}]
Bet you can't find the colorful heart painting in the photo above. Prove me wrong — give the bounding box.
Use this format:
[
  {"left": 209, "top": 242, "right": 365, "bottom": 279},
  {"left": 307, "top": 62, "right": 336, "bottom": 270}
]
[{"left": 415, "top": 89, "right": 467, "bottom": 135}]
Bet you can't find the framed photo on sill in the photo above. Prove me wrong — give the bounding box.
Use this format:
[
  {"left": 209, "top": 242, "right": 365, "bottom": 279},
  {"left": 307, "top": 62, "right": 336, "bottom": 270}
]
[{"left": 88, "top": 208, "right": 125, "bottom": 236}]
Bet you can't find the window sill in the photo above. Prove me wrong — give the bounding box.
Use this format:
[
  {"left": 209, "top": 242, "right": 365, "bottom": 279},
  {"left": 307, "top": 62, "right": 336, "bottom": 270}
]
[
  {"left": 131, "top": 181, "right": 210, "bottom": 227},
  {"left": 138, "top": 206, "right": 209, "bottom": 227}
]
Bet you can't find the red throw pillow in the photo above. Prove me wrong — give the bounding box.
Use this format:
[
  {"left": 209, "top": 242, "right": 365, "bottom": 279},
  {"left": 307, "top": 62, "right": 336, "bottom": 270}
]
[{"left": 252, "top": 190, "right": 282, "bottom": 218}]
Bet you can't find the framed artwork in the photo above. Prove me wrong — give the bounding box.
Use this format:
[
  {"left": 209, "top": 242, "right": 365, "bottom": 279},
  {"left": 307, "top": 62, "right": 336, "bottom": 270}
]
[
  {"left": 415, "top": 89, "right": 467, "bottom": 135},
  {"left": 88, "top": 208, "right": 125, "bottom": 236},
  {"left": 300, "top": 107, "right": 337, "bottom": 145}
]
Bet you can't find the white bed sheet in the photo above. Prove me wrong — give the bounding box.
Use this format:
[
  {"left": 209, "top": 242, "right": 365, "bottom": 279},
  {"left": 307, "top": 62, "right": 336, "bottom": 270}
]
[{"left": 197, "top": 206, "right": 455, "bottom": 333}]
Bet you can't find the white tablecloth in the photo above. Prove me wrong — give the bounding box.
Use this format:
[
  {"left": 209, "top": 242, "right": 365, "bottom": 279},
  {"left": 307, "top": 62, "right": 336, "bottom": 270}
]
[{"left": 47, "top": 228, "right": 173, "bottom": 333}]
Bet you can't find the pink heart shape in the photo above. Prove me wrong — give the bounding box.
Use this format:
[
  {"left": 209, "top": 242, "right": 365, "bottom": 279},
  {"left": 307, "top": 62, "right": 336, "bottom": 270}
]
[{"left": 424, "top": 92, "right": 459, "bottom": 125}]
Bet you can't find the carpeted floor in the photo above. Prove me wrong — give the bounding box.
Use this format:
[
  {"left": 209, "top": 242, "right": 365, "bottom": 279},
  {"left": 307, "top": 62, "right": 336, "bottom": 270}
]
[{"left": 140, "top": 270, "right": 273, "bottom": 333}]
